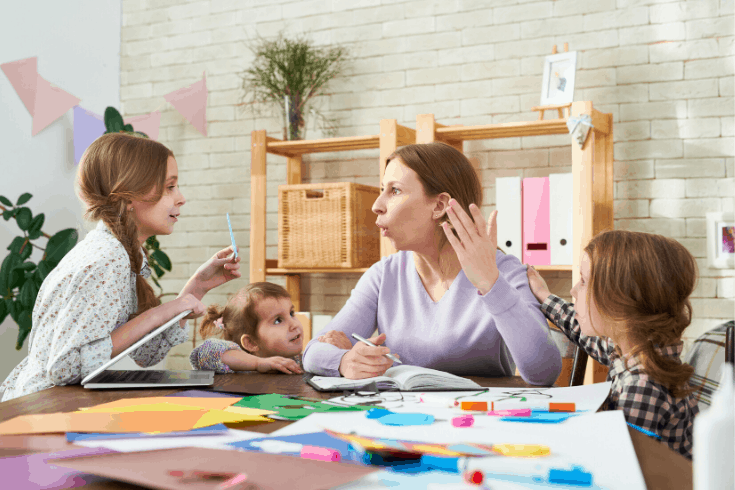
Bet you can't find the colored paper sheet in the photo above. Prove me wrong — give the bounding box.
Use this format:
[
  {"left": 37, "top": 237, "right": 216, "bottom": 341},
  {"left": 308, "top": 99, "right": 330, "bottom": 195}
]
[
  {"left": 365, "top": 408, "right": 435, "bottom": 426},
  {"left": 165, "top": 389, "right": 241, "bottom": 398},
  {"left": 79, "top": 396, "right": 241, "bottom": 411},
  {"left": 191, "top": 409, "right": 272, "bottom": 429},
  {"left": 49, "top": 447, "right": 378, "bottom": 490},
  {"left": 233, "top": 393, "right": 368, "bottom": 421},
  {"left": 500, "top": 411, "right": 580, "bottom": 424},
  {"left": 79, "top": 402, "right": 218, "bottom": 414},
  {"left": 73, "top": 106, "right": 105, "bottom": 163},
  {"left": 124, "top": 111, "right": 160, "bottom": 140},
  {"left": 67, "top": 424, "right": 230, "bottom": 442},
  {"left": 70, "top": 429, "right": 264, "bottom": 454},
  {"left": 163, "top": 72, "right": 208, "bottom": 136},
  {"left": 110, "top": 409, "right": 207, "bottom": 433},
  {"left": 229, "top": 431, "right": 356, "bottom": 459},
  {"left": 1, "top": 56, "right": 38, "bottom": 114},
  {"left": 0, "top": 412, "right": 121, "bottom": 435},
  {"left": 0, "top": 447, "right": 116, "bottom": 490}
]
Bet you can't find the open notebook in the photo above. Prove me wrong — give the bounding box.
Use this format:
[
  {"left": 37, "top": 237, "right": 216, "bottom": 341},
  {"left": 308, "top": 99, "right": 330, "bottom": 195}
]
[
  {"left": 307, "top": 365, "right": 483, "bottom": 392},
  {"left": 82, "top": 310, "right": 214, "bottom": 389}
]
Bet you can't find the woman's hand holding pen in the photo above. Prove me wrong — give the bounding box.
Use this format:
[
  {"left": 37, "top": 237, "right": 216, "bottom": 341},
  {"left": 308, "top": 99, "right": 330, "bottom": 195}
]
[
  {"left": 442, "top": 199, "right": 500, "bottom": 295},
  {"left": 338, "top": 333, "right": 397, "bottom": 379},
  {"left": 183, "top": 246, "right": 242, "bottom": 300}
]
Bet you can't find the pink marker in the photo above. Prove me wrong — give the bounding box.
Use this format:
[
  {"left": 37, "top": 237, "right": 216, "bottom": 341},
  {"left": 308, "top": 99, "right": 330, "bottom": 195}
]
[
  {"left": 301, "top": 445, "right": 341, "bottom": 462},
  {"left": 487, "top": 408, "right": 532, "bottom": 417},
  {"left": 451, "top": 414, "right": 475, "bottom": 427}
]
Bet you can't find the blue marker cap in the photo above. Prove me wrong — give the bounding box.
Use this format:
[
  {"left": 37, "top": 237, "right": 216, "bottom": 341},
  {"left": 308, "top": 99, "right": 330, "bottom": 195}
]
[
  {"left": 548, "top": 466, "right": 593, "bottom": 486},
  {"left": 420, "top": 455, "right": 460, "bottom": 473}
]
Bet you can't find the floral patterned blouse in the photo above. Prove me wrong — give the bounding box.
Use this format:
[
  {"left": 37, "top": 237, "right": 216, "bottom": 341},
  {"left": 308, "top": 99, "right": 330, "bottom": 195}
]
[{"left": 0, "top": 221, "right": 188, "bottom": 402}]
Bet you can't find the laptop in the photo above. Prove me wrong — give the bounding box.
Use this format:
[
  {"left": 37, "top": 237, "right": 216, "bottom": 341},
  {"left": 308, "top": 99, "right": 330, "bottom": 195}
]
[{"left": 82, "top": 310, "right": 215, "bottom": 389}]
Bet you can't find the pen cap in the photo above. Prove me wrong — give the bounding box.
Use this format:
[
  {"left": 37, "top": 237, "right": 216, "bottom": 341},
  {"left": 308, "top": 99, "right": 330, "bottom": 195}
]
[
  {"left": 693, "top": 364, "right": 734, "bottom": 490},
  {"left": 421, "top": 455, "right": 460, "bottom": 473},
  {"left": 301, "top": 445, "right": 341, "bottom": 462}
]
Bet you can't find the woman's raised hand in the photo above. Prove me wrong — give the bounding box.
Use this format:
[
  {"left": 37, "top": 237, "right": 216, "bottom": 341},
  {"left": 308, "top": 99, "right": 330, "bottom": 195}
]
[
  {"left": 442, "top": 199, "right": 500, "bottom": 295},
  {"left": 338, "top": 333, "right": 396, "bottom": 379},
  {"left": 187, "top": 246, "right": 242, "bottom": 298}
]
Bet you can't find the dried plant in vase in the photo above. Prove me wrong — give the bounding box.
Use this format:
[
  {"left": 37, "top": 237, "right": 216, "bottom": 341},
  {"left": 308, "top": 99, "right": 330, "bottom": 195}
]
[{"left": 240, "top": 32, "right": 349, "bottom": 140}]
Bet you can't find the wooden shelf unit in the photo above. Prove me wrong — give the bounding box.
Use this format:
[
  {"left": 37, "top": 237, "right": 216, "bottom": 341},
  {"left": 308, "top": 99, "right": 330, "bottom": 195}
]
[
  {"left": 250, "top": 101, "right": 613, "bottom": 383},
  {"left": 412, "top": 101, "right": 614, "bottom": 384},
  {"left": 249, "top": 120, "right": 416, "bottom": 314}
]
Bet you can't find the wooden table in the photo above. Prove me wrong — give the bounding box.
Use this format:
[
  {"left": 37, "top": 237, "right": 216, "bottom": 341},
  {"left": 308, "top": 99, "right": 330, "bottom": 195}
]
[{"left": 0, "top": 373, "right": 692, "bottom": 489}]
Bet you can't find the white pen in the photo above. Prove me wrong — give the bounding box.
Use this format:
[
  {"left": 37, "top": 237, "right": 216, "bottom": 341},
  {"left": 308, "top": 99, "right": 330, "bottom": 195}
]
[{"left": 351, "top": 333, "right": 402, "bottom": 364}]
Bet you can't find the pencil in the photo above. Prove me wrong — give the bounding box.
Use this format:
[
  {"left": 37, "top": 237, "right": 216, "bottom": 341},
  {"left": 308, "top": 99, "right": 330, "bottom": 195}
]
[{"left": 351, "top": 333, "right": 402, "bottom": 364}]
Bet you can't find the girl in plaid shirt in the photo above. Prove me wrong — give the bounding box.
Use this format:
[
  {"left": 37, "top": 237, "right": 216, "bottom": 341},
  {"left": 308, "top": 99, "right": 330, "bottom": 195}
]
[{"left": 527, "top": 230, "right": 699, "bottom": 460}]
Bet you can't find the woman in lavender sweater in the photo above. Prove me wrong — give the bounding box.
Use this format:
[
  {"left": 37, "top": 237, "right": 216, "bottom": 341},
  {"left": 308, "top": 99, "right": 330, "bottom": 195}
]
[{"left": 302, "top": 142, "right": 562, "bottom": 385}]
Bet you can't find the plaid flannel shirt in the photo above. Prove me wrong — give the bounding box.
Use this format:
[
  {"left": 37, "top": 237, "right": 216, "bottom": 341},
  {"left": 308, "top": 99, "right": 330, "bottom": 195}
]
[
  {"left": 684, "top": 321, "right": 734, "bottom": 409},
  {"left": 541, "top": 294, "right": 699, "bottom": 460}
]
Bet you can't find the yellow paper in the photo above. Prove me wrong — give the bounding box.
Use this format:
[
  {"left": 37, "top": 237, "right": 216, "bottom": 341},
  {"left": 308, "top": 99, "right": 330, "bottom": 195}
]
[
  {"left": 223, "top": 406, "right": 276, "bottom": 416},
  {"left": 78, "top": 402, "right": 215, "bottom": 414},
  {"left": 78, "top": 396, "right": 240, "bottom": 412},
  {"left": 191, "top": 409, "right": 272, "bottom": 429}
]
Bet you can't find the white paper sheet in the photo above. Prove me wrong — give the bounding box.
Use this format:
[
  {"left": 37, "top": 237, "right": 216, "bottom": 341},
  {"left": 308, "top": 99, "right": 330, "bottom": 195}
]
[
  {"left": 70, "top": 428, "right": 262, "bottom": 452},
  {"left": 274, "top": 410, "right": 645, "bottom": 490}
]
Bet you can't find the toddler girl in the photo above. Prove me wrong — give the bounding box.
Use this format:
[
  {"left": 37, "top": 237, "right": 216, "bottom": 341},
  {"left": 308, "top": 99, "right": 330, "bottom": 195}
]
[
  {"left": 1, "top": 133, "right": 240, "bottom": 401},
  {"left": 190, "top": 282, "right": 306, "bottom": 374},
  {"left": 527, "top": 229, "right": 699, "bottom": 460}
]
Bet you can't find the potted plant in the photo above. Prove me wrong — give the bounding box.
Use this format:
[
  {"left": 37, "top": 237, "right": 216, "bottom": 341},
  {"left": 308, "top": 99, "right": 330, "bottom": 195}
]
[{"left": 240, "top": 32, "right": 350, "bottom": 140}]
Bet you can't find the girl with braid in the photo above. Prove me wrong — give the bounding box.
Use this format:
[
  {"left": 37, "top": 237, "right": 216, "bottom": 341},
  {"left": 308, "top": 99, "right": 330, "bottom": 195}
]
[
  {"left": 1, "top": 133, "right": 240, "bottom": 401},
  {"left": 526, "top": 230, "right": 699, "bottom": 459}
]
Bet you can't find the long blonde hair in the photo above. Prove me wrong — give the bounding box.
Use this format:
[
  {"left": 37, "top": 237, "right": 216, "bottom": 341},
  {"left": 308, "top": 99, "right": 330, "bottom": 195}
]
[
  {"left": 199, "top": 282, "right": 292, "bottom": 352},
  {"left": 77, "top": 132, "right": 172, "bottom": 316},
  {"left": 585, "top": 230, "right": 697, "bottom": 398}
]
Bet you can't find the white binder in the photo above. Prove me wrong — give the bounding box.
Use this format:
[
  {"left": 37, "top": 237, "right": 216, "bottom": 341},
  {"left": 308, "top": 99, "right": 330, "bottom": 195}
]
[
  {"left": 549, "top": 172, "right": 573, "bottom": 265},
  {"left": 495, "top": 176, "right": 522, "bottom": 260}
]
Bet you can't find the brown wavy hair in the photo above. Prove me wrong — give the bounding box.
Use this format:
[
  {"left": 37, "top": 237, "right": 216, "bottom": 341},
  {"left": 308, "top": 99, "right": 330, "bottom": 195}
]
[
  {"left": 585, "top": 230, "right": 698, "bottom": 398},
  {"left": 386, "top": 142, "right": 492, "bottom": 252},
  {"left": 199, "top": 282, "right": 291, "bottom": 353},
  {"left": 77, "top": 132, "right": 172, "bottom": 317}
]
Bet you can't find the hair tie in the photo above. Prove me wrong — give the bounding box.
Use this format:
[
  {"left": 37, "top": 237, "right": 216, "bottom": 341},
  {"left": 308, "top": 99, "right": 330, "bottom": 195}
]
[{"left": 214, "top": 317, "right": 225, "bottom": 330}]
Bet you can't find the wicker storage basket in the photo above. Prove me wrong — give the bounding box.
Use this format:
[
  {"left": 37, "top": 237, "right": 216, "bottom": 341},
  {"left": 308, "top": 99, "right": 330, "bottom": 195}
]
[{"left": 278, "top": 182, "right": 380, "bottom": 268}]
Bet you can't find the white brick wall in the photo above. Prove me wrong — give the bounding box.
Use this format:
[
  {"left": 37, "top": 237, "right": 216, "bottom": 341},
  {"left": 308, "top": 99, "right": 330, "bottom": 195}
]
[{"left": 120, "top": 0, "right": 734, "bottom": 365}]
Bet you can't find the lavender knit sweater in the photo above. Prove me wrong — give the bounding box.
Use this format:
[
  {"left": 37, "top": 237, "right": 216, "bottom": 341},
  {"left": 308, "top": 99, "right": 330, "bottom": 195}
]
[{"left": 303, "top": 250, "right": 562, "bottom": 385}]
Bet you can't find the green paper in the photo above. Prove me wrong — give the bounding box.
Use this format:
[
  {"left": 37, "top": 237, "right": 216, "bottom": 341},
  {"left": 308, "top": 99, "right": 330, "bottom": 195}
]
[{"left": 233, "top": 394, "right": 369, "bottom": 421}]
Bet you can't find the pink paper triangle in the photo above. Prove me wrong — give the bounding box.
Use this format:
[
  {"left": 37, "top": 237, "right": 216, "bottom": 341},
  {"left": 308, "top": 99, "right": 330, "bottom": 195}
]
[
  {"left": 124, "top": 111, "right": 161, "bottom": 140},
  {"left": 31, "top": 76, "right": 81, "bottom": 136},
  {"left": 1, "top": 57, "right": 39, "bottom": 115},
  {"left": 163, "top": 73, "right": 207, "bottom": 136}
]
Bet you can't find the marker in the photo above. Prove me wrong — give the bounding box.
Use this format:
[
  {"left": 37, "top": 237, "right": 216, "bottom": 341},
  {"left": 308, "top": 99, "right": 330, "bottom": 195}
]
[
  {"left": 627, "top": 422, "right": 662, "bottom": 440},
  {"left": 418, "top": 394, "right": 459, "bottom": 407},
  {"left": 487, "top": 408, "right": 532, "bottom": 417},
  {"left": 249, "top": 440, "right": 341, "bottom": 462},
  {"left": 451, "top": 414, "right": 475, "bottom": 427},
  {"left": 226, "top": 213, "right": 238, "bottom": 259},
  {"left": 351, "top": 333, "right": 402, "bottom": 364},
  {"left": 489, "top": 402, "right": 575, "bottom": 412}
]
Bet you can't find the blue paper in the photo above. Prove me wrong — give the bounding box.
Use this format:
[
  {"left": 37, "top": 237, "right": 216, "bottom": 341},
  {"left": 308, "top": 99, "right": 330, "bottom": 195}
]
[
  {"left": 228, "top": 431, "right": 357, "bottom": 460},
  {"left": 65, "top": 424, "right": 229, "bottom": 442},
  {"left": 500, "top": 410, "right": 579, "bottom": 424},
  {"left": 365, "top": 408, "right": 435, "bottom": 426}
]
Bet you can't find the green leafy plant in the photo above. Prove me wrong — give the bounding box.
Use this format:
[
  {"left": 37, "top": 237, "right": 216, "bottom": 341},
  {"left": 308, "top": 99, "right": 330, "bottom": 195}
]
[
  {"left": 240, "top": 32, "right": 350, "bottom": 140},
  {"left": 103, "top": 106, "right": 148, "bottom": 138},
  {"left": 0, "top": 194, "right": 78, "bottom": 350}
]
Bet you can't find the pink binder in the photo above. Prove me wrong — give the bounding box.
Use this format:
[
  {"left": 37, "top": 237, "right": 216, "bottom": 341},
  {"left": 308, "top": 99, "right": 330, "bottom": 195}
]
[{"left": 522, "top": 177, "right": 551, "bottom": 265}]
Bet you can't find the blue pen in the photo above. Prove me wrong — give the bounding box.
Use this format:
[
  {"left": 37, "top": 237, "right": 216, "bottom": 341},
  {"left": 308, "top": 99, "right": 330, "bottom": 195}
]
[
  {"left": 626, "top": 422, "right": 662, "bottom": 440},
  {"left": 226, "top": 213, "right": 238, "bottom": 259}
]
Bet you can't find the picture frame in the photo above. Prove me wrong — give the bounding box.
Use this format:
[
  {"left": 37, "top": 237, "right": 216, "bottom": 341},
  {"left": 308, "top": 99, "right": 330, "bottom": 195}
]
[
  {"left": 540, "top": 51, "right": 578, "bottom": 106},
  {"left": 706, "top": 212, "right": 735, "bottom": 269}
]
